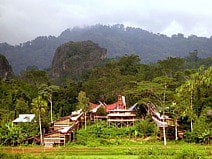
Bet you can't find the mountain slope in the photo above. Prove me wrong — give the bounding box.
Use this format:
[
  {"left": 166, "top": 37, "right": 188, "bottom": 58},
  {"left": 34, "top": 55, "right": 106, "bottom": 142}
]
[{"left": 0, "top": 24, "right": 212, "bottom": 73}]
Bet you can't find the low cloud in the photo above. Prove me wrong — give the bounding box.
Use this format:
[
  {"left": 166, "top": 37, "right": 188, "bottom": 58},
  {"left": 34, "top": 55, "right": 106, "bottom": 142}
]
[{"left": 0, "top": 0, "right": 212, "bottom": 45}]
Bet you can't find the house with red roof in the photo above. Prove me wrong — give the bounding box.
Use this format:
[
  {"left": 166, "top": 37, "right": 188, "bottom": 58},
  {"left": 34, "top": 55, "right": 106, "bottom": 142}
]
[{"left": 90, "top": 95, "right": 136, "bottom": 127}]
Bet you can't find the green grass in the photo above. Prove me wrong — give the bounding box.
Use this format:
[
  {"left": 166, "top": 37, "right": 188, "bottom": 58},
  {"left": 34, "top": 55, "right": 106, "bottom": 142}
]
[
  {"left": 64, "top": 156, "right": 148, "bottom": 159},
  {"left": 0, "top": 140, "right": 211, "bottom": 159}
]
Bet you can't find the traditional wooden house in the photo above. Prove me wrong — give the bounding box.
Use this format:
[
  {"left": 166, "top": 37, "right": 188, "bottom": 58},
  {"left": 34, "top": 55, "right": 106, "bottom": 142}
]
[
  {"left": 91, "top": 95, "right": 136, "bottom": 127},
  {"left": 145, "top": 102, "right": 181, "bottom": 139},
  {"left": 107, "top": 109, "right": 136, "bottom": 127},
  {"left": 90, "top": 102, "right": 108, "bottom": 121},
  {"left": 44, "top": 110, "right": 83, "bottom": 147},
  {"left": 106, "top": 95, "right": 136, "bottom": 127}
]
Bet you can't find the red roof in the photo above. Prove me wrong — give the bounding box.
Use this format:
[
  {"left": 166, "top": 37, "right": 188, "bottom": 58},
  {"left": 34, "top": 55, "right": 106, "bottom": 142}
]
[
  {"left": 105, "top": 103, "right": 117, "bottom": 111},
  {"left": 90, "top": 102, "right": 99, "bottom": 109},
  {"left": 106, "top": 102, "right": 125, "bottom": 111},
  {"left": 90, "top": 102, "right": 125, "bottom": 112},
  {"left": 90, "top": 95, "right": 126, "bottom": 112}
]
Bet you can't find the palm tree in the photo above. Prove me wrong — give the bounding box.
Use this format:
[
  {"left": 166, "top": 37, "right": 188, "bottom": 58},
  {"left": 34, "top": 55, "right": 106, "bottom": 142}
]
[
  {"left": 31, "top": 96, "right": 47, "bottom": 145},
  {"left": 77, "top": 91, "right": 90, "bottom": 130},
  {"left": 176, "top": 74, "right": 198, "bottom": 132},
  {"left": 38, "top": 84, "right": 59, "bottom": 123},
  {"left": 176, "top": 66, "right": 211, "bottom": 132},
  {"left": 162, "top": 82, "right": 167, "bottom": 146},
  {"left": 171, "top": 102, "right": 179, "bottom": 140}
]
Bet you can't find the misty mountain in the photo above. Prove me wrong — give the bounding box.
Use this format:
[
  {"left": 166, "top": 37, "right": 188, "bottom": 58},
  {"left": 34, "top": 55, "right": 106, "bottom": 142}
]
[{"left": 0, "top": 24, "right": 212, "bottom": 73}]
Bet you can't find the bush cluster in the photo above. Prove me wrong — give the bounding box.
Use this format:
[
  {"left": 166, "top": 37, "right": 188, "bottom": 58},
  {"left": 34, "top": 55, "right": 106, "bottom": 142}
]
[{"left": 75, "top": 118, "right": 158, "bottom": 146}]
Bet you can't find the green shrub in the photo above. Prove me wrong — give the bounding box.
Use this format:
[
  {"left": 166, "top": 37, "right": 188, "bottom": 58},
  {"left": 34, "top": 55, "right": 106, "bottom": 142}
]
[
  {"left": 135, "top": 118, "right": 158, "bottom": 137},
  {"left": 96, "top": 106, "right": 107, "bottom": 116},
  {"left": 184, "top": 131, "right": 196, "bottom": 143},
  {"left": 184, "top": 108, "right": 212, "bottom": 144},
  {"left": 0, "top": 152, "right": 21, "bottom": 159},
  {"left": 184, "top": 130, "right": 211, "bottom": 144},
  {"left": 175, "top": 146, "right": 206, "bottom": 159},
  {"left": 75, "top": 119, "right": 158, "bottom": 146}
]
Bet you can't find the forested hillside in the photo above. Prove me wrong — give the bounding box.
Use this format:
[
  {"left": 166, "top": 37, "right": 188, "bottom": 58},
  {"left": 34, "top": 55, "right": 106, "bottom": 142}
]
[
  {"left": 0, "top": 53, "right": 211, "bottom": 146},
  {"left": 0, "top": 24, "right": 212, "bottom": 73}
]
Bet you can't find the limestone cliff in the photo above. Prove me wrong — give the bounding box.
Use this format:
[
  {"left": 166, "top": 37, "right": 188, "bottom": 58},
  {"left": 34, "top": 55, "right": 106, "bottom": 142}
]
[
  {"left": 0, "top": 54, "right": 13, "bottom": 80},
  {"left": 52, "top": 41, "right": 107, "bottom": 81}
]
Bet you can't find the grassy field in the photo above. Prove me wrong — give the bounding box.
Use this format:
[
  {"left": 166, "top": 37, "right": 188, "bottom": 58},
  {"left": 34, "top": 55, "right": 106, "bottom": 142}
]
[{"left": 0, "top": 141, "right": 211, "bottom": 159}]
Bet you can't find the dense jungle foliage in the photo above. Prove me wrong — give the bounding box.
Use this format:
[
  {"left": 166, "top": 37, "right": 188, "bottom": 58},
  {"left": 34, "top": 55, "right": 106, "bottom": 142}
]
[{"left": 0, "top": 51, "right": 211, "bottom": 146}]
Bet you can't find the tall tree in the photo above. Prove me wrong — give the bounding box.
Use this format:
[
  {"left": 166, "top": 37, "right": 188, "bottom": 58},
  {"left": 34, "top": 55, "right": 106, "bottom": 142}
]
[
  {"left": 31, "top": 96, "right": 47, "bottom": 145},
  {"left": 77, "top": 91, "right": 90, "bottom": 130},
  {"left": 38, "top": 84, "right": 59, "bottom": 123},
  {"left": 118, "top": 54, "right": 140, "bottom": 75},
  {"left": 157, "top": 57, "right": 185, "bottom": 78},
  {"left": 186, "top": 50, "right": 199, "bottom": 62},
  {"left": 160, "top": 81, "right": 168, "bottom": 146},
  {"left": 20, "top": 68, "right": 49, "bottom": 87},
  {"left": 176, "top": 75, "right": 197, "bottom": 132},
  {"left": 176, "top": 66, "right": 211, "bottom": 132},
  {"left": 125, "top": 76, "right": 177, "bottom": 145},
  {"left": 53, "top": 81, "right": 79, "bottom": 117}
]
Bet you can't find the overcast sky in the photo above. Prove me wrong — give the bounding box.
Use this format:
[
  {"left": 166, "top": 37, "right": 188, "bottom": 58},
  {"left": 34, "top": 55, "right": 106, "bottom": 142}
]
[{"left": 0, "top": 0, "right": 212, "bottom": 45}]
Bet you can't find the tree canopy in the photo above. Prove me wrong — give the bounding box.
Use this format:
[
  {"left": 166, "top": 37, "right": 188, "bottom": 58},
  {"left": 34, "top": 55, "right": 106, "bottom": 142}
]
[{"left": 0, "top": 53, "right": 211, "bottom": 145}]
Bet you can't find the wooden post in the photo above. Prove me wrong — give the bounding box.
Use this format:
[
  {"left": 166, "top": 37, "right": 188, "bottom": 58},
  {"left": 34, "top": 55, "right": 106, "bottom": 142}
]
[
  {"left": 175, "top": 119, "right": 178, "bottom": 140},
  {"left": 85, "top": 112, "right": 87, "bottom": 130},
  {"left": 39, "top": 113, "right": 43, "bottom": 145},
  {"left": 50, "top": 99, "right": 53, "bottom": 123},
  {"left": 163, "top": 82, "right": 167, "bottom": 146},
  {"left": 64, "top": 135, "right": 65, "bottom": 146},
  {"left": 190, "top": 90, "right": 193, "bottom": 132}
]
